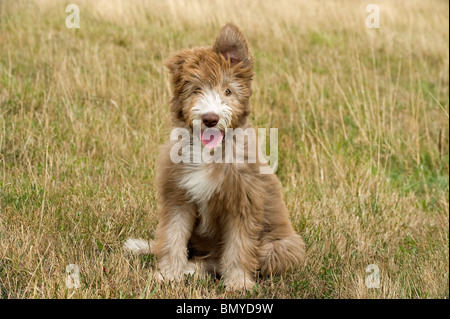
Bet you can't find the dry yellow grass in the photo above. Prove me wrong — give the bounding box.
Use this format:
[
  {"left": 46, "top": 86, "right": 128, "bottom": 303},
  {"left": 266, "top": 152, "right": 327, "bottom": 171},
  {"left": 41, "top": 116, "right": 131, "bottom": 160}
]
[{"left": 0, "top": 0, "right": 448, "bottom": 298}]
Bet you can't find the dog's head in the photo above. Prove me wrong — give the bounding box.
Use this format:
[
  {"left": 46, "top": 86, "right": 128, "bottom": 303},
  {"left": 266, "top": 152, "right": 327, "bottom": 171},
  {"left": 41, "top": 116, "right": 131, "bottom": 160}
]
[{"left": 165, "top": 23, "right": 254, "bottom": 144}]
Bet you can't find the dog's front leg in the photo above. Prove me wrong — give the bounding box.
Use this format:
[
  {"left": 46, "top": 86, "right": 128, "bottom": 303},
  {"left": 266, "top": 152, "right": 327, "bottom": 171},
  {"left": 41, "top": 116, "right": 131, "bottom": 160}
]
[
  {"left": 220, "top": 208, "right": 262, "bottom": 291},
  {"left": 154, "top": 203, "right": 196, "bottom": 282}
]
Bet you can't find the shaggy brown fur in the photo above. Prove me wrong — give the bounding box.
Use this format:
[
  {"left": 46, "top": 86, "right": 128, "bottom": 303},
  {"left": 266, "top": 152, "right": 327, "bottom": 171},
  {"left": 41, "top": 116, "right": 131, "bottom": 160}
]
[{"left": 131, "top": 23, "right": 306, "bottom": 291}]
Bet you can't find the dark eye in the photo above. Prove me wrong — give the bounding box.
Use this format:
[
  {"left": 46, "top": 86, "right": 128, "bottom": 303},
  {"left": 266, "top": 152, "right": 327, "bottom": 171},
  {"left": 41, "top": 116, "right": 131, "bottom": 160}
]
[
  {"left": 225, "top": 88, "right": 232, "bottom": 96},
  {"left": 193, "top": 87, "right": 202, "bottom": 94}
]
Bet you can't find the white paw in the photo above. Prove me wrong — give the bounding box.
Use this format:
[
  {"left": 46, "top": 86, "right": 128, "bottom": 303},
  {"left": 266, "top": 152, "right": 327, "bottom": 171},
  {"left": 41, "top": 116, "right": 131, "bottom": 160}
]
[
  {"left": 154, "top": 261, "right": 204, "bottom": 283},
  {"left": 183, "top": 261, "right": 197, "bottom": 275},
  {"left": 154, "top": 265, "right": 187, "bottom": 282},
  {"left": 153, "top": 271, "right": 165, "bottom": 282},
  {"left": 224, "top": 276, "right": 255, "bottom": 291},
  {"left": 154, "top": 270, "right": 183, "bottom": 282}
]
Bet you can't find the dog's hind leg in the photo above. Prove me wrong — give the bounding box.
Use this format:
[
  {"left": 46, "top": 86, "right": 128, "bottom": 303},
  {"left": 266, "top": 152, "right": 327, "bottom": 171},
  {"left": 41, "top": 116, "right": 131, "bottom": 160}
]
[
  {"left": 256, "top": 174, "right": 306, "bottom": 275},
  {"left": 259, "top": 176, "right": 306, "bottom": 276},
  {"left": 258, "top": 232, "right": 306, "bottom": 276}
]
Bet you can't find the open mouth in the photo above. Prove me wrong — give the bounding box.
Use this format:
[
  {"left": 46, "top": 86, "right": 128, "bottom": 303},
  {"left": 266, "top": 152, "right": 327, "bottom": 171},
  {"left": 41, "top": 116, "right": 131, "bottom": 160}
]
[{"left": 200, "top": 128, "right": 224, "bottom": 149}]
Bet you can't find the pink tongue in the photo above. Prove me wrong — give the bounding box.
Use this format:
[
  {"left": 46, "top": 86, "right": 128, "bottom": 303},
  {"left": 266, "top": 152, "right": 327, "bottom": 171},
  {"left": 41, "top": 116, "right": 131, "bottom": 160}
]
[{"left": 201, "top": 129, "right": 224, "bottom": 149}]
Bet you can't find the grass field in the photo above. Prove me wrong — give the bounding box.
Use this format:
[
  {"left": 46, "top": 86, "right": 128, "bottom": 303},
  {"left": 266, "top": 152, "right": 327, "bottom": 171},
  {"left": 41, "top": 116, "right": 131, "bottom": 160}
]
[{"left": 0, "top": 0, "right": 448, "bottom": 299}]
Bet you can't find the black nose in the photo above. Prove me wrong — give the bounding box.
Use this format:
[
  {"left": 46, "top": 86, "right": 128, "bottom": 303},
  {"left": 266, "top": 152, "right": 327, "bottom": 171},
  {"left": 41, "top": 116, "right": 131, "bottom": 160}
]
[{"left": 202, "top": 113, "right": 219, "bottom": 127}]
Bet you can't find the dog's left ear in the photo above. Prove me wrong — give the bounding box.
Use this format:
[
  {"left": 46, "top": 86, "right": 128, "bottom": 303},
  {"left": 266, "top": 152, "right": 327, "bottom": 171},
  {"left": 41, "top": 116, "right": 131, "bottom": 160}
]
[{"left": 213, "top": 23, "right": 253, "bottom": 69}]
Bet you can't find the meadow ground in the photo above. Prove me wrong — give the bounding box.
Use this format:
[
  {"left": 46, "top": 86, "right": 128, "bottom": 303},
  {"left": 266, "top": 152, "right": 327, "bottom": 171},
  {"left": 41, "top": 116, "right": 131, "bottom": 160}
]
[{"left": 0, "top": 0, "right": 448, "bottom": 299}]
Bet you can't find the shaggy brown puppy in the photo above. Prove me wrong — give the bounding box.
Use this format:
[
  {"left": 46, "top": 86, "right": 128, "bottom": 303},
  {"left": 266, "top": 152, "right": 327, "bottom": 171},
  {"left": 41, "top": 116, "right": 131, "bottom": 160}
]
[{"left": 125, "top": 23, "right": 305, "bottom": 290}]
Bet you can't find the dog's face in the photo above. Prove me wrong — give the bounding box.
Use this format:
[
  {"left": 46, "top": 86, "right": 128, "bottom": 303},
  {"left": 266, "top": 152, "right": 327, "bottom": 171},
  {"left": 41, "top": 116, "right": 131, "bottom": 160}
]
[{"left": 165, "top": 23, "right": 254, "bottom": 141}]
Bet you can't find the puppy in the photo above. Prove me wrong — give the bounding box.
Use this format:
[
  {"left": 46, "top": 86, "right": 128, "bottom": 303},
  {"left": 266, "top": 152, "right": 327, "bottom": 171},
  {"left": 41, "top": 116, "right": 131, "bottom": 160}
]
[{"left": 125, "top": 23, "right": 305, "bottom": 291}]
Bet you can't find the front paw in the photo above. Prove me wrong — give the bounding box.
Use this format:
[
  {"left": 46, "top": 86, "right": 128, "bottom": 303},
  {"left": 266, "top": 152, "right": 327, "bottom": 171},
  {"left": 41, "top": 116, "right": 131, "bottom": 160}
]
[
  {"left": 155, "top": 261, "right": 199, "bottom": 282},
  {"left": 154, "top": 269, "right": 184, "bottom": 282},
  {"left": 224, "top": 276, "right": 255, "bottom": 292}
]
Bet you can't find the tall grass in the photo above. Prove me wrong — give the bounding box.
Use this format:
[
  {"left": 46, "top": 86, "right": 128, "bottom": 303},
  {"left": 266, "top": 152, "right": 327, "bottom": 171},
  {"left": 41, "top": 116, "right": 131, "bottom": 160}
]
[{"left": 0, "top": 0, "right": 448, "bottom": 298}]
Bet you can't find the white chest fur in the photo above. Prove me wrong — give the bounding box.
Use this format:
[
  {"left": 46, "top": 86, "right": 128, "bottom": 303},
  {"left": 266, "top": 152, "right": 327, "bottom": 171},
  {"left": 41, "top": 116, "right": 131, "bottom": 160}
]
[
  {"left": 178, "top": 164, "right": 221, "bottom": 205},
  {"left": 178, "top": 164, "right": 221, "bottom": 236}
]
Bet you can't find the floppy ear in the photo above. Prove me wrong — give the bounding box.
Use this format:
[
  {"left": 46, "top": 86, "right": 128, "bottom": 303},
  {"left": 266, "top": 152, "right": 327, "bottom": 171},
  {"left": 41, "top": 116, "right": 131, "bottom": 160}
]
[
  {"left": 213, "top": 23, "right": 253, "bottom": 68},
  {"left": 165, "top": 51, "right": 187, "bottom": 82},
  {"left": 165, "top": 50, "right": 194, "bottom": 98},
  {"left": 165, "top": 51, "right": 188, "bottom": 122}
]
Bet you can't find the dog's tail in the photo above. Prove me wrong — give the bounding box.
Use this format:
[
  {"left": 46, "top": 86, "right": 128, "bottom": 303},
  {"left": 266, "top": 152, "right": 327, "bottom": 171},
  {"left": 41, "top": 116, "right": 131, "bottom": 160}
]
[{"left": 123, "top": 238, "right": 154, "bottom": 255}]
